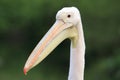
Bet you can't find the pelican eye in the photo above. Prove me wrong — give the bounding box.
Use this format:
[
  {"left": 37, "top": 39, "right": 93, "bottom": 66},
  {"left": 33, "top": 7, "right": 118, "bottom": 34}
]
[{"left": 67, "top": 14, "right": 71, "bottom": 18}]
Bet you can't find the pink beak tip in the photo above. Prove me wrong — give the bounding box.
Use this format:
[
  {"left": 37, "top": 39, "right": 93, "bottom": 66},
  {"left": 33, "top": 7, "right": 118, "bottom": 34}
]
[{"left": 23, "top": 68, "right": 27, "bottom": 75}]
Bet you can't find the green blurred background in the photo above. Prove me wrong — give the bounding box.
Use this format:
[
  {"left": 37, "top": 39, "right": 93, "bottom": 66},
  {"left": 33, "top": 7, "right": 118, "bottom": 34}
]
[{"left": 0, "top": 0, "right": 120, "bottom": 80}]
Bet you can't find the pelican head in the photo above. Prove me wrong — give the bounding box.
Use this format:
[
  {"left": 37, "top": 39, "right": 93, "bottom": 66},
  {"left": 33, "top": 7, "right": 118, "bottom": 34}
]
[
  {"left": 56, "top": 7, "right": 80, "bottom": 26},
  {"left": 24, "top": 7, "right": 82, "bottom": 75}
]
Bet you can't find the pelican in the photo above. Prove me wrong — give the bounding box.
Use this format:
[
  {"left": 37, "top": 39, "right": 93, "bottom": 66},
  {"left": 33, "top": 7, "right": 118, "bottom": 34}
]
[{"left": 24, "top": 7, "right": 85, "bottom": 80}]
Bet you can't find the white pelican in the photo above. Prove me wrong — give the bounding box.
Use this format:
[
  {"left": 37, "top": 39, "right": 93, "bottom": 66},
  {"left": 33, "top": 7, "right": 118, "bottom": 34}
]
[{"left": 24, "top": 7, "right": 85, "bottom": 80}]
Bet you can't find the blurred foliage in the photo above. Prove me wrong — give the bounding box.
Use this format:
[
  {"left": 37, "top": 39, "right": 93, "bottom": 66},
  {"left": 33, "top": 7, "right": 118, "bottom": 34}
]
[{"left": 0, "top": 0, "right": 120, "bottom": 80}]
